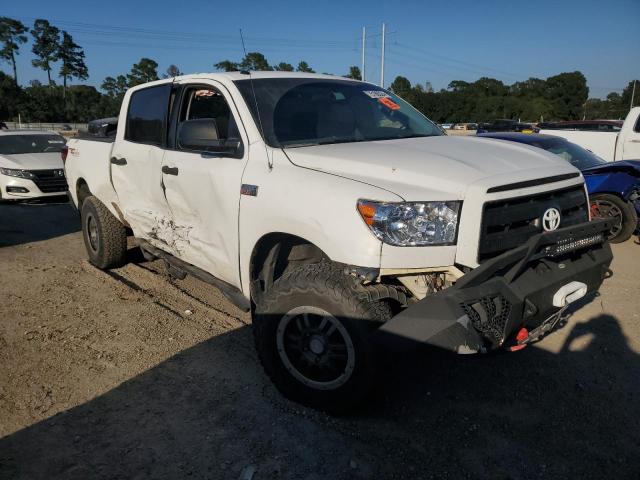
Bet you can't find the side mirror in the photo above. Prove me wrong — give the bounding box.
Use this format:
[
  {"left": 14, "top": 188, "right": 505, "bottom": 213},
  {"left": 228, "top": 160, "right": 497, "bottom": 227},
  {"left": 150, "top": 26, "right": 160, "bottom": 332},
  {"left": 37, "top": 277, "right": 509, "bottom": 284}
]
[{"left": 177, "top": 119, "right": 242, "bottom": 157}]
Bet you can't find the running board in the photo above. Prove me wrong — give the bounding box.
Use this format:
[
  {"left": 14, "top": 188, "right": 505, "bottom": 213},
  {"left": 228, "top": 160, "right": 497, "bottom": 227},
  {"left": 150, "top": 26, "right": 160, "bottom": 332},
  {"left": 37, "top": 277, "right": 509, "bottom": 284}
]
[{"left": 137, "top": 239, "right": 251, "bottom": 312}]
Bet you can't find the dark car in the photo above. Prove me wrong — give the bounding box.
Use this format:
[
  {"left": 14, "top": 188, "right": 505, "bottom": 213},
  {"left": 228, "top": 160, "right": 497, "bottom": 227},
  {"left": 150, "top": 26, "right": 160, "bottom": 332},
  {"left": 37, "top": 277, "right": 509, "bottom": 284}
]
[
  {"left": 477, "top": 132, "right": 640, "bottom": 243},
  {"left": 538, "top": 120, "right": 623, "bottom": 132},
  {"left": 477, "top": 119, "right": 539, "bottom": 133}
]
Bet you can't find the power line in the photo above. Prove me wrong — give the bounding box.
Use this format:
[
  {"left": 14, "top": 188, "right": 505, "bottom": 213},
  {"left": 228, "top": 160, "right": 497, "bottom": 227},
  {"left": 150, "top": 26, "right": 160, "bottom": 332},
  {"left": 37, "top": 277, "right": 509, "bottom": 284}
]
[{"left": 11, "top": 16, "right": 357, "bottom": 48}]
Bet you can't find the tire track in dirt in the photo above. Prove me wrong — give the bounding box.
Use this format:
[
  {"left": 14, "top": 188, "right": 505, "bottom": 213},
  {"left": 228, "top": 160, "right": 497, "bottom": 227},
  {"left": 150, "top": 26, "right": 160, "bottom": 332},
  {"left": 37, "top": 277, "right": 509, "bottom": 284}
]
[{"left": 81, "top": 260, "right": 250, "bottom": 335}]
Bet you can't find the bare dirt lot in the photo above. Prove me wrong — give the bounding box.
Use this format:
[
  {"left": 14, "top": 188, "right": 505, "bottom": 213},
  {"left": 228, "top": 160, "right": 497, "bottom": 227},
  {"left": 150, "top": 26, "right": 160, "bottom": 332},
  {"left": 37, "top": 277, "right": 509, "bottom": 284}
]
[{"left": 0, "top": 201, "right": 639, "bottom": 479}]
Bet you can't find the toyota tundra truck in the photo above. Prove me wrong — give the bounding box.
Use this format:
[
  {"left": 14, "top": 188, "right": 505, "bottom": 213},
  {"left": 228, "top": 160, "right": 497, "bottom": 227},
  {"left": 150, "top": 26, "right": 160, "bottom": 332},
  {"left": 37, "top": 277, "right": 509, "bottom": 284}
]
[{"left": 64, "top": 72, "right": 613, "bottom": 413}]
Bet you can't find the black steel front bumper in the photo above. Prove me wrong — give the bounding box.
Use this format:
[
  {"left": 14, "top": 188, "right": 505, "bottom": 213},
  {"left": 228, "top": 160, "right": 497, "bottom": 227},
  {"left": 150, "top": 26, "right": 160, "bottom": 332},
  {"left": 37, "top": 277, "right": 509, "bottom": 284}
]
[{"left": 375, "top": 219, "right": 613, "bottom": 353}]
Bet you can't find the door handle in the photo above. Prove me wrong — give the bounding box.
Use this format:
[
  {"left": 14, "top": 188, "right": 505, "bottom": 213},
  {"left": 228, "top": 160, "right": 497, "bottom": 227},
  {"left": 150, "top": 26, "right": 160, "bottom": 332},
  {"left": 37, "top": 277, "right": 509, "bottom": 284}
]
[
  {"left": 630, "top": 139, "right": 640, "bottom": 143},
  {"left": 162, "top": 165, "right": 179, "bottom": 176},
  {"left": 110, "top": 157, "right": 127, "bottom": 166}
]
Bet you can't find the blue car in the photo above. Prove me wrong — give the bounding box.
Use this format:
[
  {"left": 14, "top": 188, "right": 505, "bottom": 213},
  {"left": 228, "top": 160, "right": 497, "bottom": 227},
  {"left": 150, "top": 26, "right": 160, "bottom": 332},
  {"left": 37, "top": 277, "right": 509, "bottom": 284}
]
[{"left": 477, "top": 132, "right": 640, "bottom": 243}]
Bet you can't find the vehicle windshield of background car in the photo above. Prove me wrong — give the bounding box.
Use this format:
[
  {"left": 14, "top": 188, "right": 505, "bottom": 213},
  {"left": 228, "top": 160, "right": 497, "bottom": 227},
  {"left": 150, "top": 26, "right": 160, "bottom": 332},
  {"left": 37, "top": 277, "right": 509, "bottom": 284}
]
[
  {"left": 235, "top": 78, "right": 442, "bottom": 148},
  {"left": 536, "top": 138, "right": 608, "bottom": 170},
  {"left": 0, "top": 134, "right": 67, "bottom": 155}
]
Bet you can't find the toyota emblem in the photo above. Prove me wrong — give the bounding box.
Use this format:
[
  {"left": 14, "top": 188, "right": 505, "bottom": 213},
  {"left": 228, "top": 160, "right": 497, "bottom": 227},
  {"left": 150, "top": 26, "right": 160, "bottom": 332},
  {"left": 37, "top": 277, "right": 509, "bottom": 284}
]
[{"left": 542, "top": 207, "right": 561, "bottom": 232}]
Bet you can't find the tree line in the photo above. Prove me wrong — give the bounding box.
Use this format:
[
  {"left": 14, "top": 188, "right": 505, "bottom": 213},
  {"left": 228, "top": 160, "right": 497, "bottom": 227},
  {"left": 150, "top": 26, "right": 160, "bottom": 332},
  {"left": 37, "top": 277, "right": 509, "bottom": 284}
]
[
  {"left": 0, "top": 15, "right": 637, "bottom": 124},
  {"left": 389, "top": 74, "right": 638, "bottom": 123}
]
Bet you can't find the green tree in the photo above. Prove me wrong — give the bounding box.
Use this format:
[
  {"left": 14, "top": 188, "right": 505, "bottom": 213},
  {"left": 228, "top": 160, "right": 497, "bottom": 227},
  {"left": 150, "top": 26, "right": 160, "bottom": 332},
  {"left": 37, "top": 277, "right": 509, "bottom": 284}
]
[
  {"left": 58, "top": 31, "right": 88, "bottom": 98},
  {"left": 345, "top": 65, "right": 361, "bottom": 80},
  {"left": 0, "top": 17, "right": 28, "bottom": 86},
  {"left": 0, "top": 70, "right": 22, "bottom": 119},
  {"left": 214, "top": 59, "right": 238, "bottom": 72},
  {"left": 65, "top": 85, "right": 104, "bottom": 122},
  {"left": 296, "top": 61, "right": 314, "bottom": 73},
  {"left": 101, "top": 75, "right": 128, "bottom": 97},
  {"left": 19, "top": 83, "right": 65, "bottom": 121},
  {"left": 127, "top": 58, "right": 159, "bottom": 86},
  {"left": 239, "top": 52, "right": 271, "bottom": 71},
  {"left": 273, "top": 62, "right": 294, "bottom": 71},
  {"left": 544, "top": 71, "right": 588, "bottom": 120},
  {"left": 164, "top": 64, "right": 183, "bottom": 78},
  {"left": 30, "top": 19, "right": 60, "bottom": 86},
  {"left": 621, "top": 80, "right": 640, "bottom": 110},
  {"left": 390, "top": 76, "right": 412, "bottom": 98}
]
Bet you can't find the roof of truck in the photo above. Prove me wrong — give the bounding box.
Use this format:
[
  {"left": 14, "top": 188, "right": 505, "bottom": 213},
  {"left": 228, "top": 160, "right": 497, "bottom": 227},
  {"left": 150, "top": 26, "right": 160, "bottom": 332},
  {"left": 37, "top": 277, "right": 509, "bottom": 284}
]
[{"left": 175, "top": 71, "right": 360, "bottom": 81}]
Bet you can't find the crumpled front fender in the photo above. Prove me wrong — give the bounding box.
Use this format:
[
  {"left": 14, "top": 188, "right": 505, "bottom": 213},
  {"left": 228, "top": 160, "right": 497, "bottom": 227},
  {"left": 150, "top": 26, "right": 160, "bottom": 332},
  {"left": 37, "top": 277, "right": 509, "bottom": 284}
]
[{"left": 374, "top": 219, "right": 613, "bottom": 353}]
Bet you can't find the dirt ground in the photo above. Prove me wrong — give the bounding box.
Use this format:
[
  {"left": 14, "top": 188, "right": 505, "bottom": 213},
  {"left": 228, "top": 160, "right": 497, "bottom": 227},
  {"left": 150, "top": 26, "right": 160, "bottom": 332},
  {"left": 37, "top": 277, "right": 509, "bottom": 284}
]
[{"left": 0, "top": 201, "right": 638, "bottom": 480}]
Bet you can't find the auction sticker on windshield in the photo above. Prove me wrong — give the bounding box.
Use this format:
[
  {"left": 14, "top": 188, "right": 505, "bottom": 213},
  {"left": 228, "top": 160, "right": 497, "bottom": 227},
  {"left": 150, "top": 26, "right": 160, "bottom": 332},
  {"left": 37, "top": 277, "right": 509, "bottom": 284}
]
[
  {"left": 379, "top": 97, "right": 400, "bottom": 110},
  {"left": 363, "top": 90, "right": 390, "bottom": 99}
]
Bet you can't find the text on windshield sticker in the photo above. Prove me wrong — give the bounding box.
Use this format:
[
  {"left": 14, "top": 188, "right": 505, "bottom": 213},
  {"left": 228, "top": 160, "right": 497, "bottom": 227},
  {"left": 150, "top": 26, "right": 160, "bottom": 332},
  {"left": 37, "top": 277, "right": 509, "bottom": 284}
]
[{"left": 363, "top": 90, "right": 390, "bottom": 99}]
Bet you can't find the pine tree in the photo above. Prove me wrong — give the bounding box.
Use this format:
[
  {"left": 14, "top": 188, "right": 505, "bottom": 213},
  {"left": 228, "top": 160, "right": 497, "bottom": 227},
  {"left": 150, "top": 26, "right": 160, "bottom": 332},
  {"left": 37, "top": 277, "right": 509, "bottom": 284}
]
[
  {"left": 58, "top": 31, "right": 88, "bottom": 99},
  {"left": 31, "top": 19, "right": 60, "bottom": 86},
  {"left": 0, "top": 17, "right": 28, "bottom": 86}
]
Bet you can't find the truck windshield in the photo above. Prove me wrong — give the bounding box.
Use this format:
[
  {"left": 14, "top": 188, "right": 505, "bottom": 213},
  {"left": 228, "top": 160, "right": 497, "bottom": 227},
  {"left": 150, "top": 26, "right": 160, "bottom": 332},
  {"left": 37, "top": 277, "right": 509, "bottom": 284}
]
[
  {"left": 0, "top": 134, "right": 66, "bottom": 155},
  {"left": 235, "top": 78, "right": 442, "bottom": 148}
]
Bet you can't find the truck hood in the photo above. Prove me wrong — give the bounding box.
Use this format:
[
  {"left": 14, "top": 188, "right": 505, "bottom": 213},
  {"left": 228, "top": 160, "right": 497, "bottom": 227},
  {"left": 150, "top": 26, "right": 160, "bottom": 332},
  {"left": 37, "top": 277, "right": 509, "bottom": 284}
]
[
  {"left": 0, "top": 152, "right": 63, "bottom": 170},
  {"left": 283, "top": 135, "right": 578, "bottom": 200}
]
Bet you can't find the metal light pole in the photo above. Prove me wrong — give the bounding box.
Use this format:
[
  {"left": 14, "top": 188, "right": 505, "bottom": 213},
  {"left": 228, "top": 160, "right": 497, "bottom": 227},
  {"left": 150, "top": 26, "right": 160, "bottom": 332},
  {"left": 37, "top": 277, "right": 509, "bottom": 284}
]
[
  {"left": 380, "top": 23, "right": 386, "bottom": 88},
  {"left": 630, "top": 80, "right": 637, "bottom": 111},
  {"left": 361, "top": 27, "right": 366, "bottom": 82}
]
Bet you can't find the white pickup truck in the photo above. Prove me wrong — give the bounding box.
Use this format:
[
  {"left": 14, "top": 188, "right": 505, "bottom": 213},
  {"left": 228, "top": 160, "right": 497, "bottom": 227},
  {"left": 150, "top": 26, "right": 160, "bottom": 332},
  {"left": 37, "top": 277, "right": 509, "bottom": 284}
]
[
  {"left": 540, "top": 107, "right": 640, "bottom": 161},
  {"left": 64, "top": 72, "right": 613, "bottom": 412}
]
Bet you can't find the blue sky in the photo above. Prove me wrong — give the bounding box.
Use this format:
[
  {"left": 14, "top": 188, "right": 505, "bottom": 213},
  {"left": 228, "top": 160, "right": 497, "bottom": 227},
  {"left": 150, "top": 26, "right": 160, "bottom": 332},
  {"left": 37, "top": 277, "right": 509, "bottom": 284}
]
[{"left": 2, "top": 0, "right": 638, "bottom": 98}]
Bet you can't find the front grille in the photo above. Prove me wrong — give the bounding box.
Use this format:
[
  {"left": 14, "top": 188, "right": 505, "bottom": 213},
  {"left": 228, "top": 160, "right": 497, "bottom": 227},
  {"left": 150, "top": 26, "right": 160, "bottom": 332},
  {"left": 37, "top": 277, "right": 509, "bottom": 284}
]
[
  {"left": 29, "top": 169, "right": 68, "bottom": 193},
  {"left": 478, "top": 185, "right": 588, "bottom": 262}
]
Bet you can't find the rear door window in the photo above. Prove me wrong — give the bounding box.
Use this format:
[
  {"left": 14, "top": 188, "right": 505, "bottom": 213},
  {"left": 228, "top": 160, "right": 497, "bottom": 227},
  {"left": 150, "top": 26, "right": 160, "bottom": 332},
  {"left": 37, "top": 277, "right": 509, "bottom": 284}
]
[{"left": 125, "top": 84, "right": 172, "bottom": 146}]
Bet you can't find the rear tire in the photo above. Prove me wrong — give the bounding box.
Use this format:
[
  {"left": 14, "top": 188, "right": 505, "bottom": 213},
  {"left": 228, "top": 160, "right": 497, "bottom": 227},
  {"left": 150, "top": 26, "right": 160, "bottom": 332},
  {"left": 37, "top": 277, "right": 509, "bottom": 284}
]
[
  {"left": 253, "top": 262, "right": 391, "bottom": 414},
  {"left": 590, "top": 193, "right": 637, "bottom": 243},
  {"left": 81, "top": 196, "right": 127, "bottom": 269}
]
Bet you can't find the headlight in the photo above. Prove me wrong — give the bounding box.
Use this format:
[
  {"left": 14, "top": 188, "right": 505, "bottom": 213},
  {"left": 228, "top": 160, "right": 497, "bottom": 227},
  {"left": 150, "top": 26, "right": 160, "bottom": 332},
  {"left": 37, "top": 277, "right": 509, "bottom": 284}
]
[
  {"left": 0, "top": 167, "right": 35, "bottom": 179},
  {"left": 357, "top": 200, "right": 461, "bottom": 246}
]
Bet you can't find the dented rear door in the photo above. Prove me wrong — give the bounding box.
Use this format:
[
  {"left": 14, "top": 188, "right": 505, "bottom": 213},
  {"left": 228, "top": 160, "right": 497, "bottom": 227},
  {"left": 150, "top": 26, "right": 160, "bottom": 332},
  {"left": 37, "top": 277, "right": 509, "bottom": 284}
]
[{"left": 111, "top": 83, "right": 174, "bottom": 245}]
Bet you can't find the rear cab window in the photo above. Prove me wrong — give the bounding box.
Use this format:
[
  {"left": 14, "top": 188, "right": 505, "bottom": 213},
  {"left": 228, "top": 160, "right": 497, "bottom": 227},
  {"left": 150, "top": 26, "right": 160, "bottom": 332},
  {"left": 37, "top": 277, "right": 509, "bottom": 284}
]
[{"left": 125, "top": 84, "right": 173, "bottom": 146}]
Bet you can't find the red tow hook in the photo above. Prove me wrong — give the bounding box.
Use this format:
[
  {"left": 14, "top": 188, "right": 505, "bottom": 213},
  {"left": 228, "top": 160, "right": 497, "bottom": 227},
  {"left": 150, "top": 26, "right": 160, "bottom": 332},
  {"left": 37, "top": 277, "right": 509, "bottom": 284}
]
[{"left": 506, "top": 328, "right": 529, "bottom": 352}]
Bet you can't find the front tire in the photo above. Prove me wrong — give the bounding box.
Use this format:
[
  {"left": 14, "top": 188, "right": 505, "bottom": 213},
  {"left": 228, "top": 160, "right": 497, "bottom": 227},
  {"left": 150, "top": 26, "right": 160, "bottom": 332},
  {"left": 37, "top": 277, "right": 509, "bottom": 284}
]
[
  {"left": 253, "top": 263, "right": 391, "bottom": 414},
  {"left": 81, "top": 196, "right": 127, "bottom": 269},
  {"left": 590, "top": 194, "right": 637, "bottom": 243}
]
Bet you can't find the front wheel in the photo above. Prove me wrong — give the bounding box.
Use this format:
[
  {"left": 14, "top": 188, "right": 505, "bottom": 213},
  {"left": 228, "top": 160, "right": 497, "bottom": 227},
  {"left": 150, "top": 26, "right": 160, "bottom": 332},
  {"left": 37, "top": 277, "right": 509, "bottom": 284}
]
[
  {"left": 590, "top": 194, "right": 637, "bottom": 243},
  {"left": 253, "top": 263, "right": 391, "bottom": 414}
]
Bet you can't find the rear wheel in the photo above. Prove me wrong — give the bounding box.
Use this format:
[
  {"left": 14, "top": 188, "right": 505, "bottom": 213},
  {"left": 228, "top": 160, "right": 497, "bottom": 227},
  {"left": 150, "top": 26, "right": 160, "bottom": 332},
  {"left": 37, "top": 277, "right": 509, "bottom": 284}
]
[
  {"left": 590, "top": 194, "right": 637, "bottom": 243},
  {"left": 253, "top": 262, "right": 391, "bottom": 414},
  {"left": 81, "top": 196, "right": 127, "bottom": 269}
]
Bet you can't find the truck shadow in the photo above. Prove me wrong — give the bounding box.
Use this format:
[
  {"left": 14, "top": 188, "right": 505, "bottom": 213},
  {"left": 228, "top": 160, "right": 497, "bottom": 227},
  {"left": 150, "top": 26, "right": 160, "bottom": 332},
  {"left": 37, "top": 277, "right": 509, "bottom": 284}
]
[
  {"left": 0, "top": 314, "right": 638, "bottom": 479},
  {"left": 0, "top": 200, "right": 79, "bottom": 248}
]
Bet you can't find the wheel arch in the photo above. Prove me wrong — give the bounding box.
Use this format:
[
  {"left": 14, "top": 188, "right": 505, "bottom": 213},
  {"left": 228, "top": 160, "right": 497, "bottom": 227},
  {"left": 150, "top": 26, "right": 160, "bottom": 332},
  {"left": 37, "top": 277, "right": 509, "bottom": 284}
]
[
  {"left": 75, "top": 178, "right": 92, "bottom": 208},
  {"left": 248, "top": 232, "right": 328, "bottom": 305}
]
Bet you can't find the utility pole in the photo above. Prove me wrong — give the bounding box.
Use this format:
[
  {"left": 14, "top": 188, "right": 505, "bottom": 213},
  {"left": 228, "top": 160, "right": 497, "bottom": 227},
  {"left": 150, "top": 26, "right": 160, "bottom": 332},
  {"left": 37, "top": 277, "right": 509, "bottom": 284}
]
[
  {"left": 361, "top": 27, "right": 366, "bottom": 82},
  {"left": 380, "top": 22, "right": 386, "bottom": 88},
  {"left": 630, "top": 80, "right": 637, "bottom": 111}
]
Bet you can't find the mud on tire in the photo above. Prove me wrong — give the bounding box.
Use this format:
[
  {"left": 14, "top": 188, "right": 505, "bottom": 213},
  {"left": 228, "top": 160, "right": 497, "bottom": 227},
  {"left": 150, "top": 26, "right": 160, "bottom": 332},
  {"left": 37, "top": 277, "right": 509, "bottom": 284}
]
[
  {"left": 81, "top": 196, "right": 127, "bottom": 269},
  {"left": 252, "top": 262, "right": 392, "bottom": 414}
]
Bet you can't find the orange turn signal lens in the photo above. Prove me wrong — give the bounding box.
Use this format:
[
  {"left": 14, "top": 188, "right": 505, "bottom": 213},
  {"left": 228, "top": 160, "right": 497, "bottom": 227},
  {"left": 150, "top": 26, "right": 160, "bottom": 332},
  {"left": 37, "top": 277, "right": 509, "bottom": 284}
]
[{"left": 357, "top": 201, "right": 377, "bottom": 226}]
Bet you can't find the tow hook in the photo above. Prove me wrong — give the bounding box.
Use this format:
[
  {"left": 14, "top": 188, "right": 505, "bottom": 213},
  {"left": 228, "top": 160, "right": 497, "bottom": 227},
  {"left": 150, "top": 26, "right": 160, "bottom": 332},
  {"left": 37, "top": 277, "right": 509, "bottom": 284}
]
[
  {"left": 506, "top": 305, "right": 569, "bottom": 351},
  {"left": 506, "top": 328, "right": 530, "bottom": 352}
]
